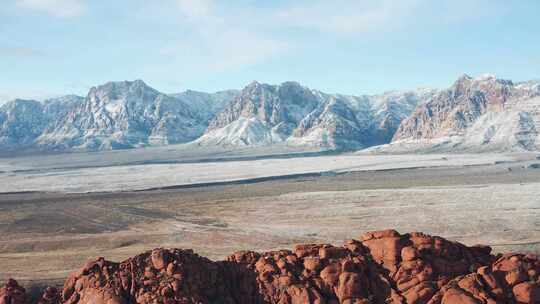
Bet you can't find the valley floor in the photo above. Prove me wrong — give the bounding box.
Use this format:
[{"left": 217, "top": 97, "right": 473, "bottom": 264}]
[
  {"left": 0, "top": 152, "right": 540, "bottom": 288},
  {"left": 0, "top": 148, "right": 528, "bottom": 193}
]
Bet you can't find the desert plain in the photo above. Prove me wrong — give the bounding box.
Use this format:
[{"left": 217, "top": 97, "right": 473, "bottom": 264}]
[{"left": 0, "top": 148, "right": 539, "bottom": 289}]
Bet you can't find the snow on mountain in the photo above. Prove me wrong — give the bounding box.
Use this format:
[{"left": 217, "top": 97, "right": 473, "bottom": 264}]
[
  {"left": 195, "top": 117, "right": 285, "bottom": 146},
  {"left": 377, "top": 75, "right": 540, "bottom": 152},
  {"left": 4, "top": 75, "right": 538, "bottom": 153},
  {"left": 0, "top": 99, "right": 47, "bottom": 149},
  {"left": 199, "top": 81, "right": 322, "bottom": 147},
  {"left": 200, "top": 81, "right": 436, "bottom": 149},
  {"left": 37, "top": 80, "right": 212, "bottom": 150},
  {"left": 171, "top": 89, "right": 239, "bottom": 123}
]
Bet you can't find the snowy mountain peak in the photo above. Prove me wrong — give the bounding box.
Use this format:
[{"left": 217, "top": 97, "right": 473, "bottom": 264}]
[
  {"left": 475, "top": 73, "right": 497, "bottom": 81},
  {"left": 4, "top": 75, "right": 539, "bottom": 153},
  {"left": 456, "top": 73, "right": 473, "bottom": 82},
  {"left": 246, "top": 80, "right": 261, "bottom": 88},
  {"left": 389, "top": 74, "right": 540, "bottom": 152},
  {"left": 36, "top": 80, "right": 216, "bottom": 150},
  {"left": 279, "top": 81, "right": 303, "bottom": 88},
  {"left": 0, "top": 99, "right": 47, "bottom": 149},
  {"left": 2, "top": 98, "right": 40, "bottom": 108},
  {"left": 43, "top": 94, "right": 84, "bottom": 104},
  {"left": 456, "top": 73, "right": 513, "bottom": 86},
  {"left": 201, "top": 81, "right": 436, "bottom": 149}
]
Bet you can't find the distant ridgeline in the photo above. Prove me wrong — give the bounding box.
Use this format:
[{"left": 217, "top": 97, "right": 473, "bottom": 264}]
[{"left": 1, "top": 74, "right": 539, "bottom": 153}]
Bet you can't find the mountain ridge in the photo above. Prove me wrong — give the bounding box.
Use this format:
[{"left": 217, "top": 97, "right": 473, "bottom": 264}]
[
  {"left": 0, "top": 79, "right": 435, "bottom": 152},
  {"left": 2, "top": 74, "right": 540, "bottom": 153},
  {"left": 373, "top": 74, "right": 540, "bottom": 153},
  {"left": 200, "top": 81, "right": 436, "bottom": 150}
]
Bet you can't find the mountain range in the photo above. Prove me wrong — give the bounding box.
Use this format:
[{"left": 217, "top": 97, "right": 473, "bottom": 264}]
[
  {"left": 371, "top": 74, "right": 540, "bottom": 152},
  {"left": 1, "top": 74, "right": 539, "bottom": 153}
]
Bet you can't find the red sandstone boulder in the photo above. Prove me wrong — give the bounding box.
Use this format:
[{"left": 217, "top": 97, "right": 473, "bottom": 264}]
[
  {"left": 3, "top": 230, "right": 539, "bottom": 304},
  {"left": 426, "top": 253, "right": 540, "bottom": 304},
  {"left": 37, "top": 287, "right": 60, "bottom": 304},
  {"left": 0, "top": 279, "right": 29, "bottom": 304},
  {"left": 360, "top": 230, "right": 495, "bottom": 304}
]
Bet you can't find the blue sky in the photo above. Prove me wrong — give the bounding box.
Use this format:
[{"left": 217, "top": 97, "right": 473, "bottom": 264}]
[{"left": 1, "top": 0, "right": 539, "bottom": 102}]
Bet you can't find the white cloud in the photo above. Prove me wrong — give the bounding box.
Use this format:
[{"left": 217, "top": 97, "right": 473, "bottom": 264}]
[
  {"left": 161, "top": 29, "right": 290, "bottom": 72},
  {"left": 164, "top": 0, "right": 288, "bottom": 72},
  {"left": 276, "top": 0, "right": 420, "bottom": 34},
  {"left": 274, "top": 0, "right": 502, "bottom": 35},
  {"left": 16, "top": 0, "right": 86, "bottom": 18}
]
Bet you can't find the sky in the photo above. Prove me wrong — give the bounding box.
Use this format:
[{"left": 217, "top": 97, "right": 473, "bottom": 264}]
[{"left": 1, "top": 0, "right": 539, "bottom": 102}]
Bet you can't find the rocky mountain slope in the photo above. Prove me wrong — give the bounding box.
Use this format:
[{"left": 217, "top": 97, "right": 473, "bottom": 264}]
[
  {"left": 0, "top": 95, "right": 84, "bottom": 151},
  {"left": 198, "top": 81, "right": 436, "bottom": 149},
  {"left": 2, "top": 230, "right": 539, "bottom": 303},
  {"left": 382, "top": 75, "right": 540, "bottom": 152},
  {"left": 0, "top": 80, "right": 435, "bottom": 152},
  {"left": 36, "top": 80, "right": 233, "bottom": 150},
  {"left": 171, "top": 89, "right": 240, "bottom": 123},
  {"left": 0, "top": 84, "right": 239, "bottom": 152},
  {"left": 4, "top": 74, "right": 540, "bottom": 153}
]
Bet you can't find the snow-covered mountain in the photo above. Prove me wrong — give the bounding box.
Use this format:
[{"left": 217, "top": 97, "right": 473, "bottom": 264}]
[
  {"left": 0, "top": 95, "right": 87, "bottom": 151},
  {"left": 198, "top": 81, "right": 436, "bottom": 149},
  {"left": 0, "top": 99, "right": 48, "bottom": 149},
  {"left": 171, "top": 89, "right": 240, "bottom": 123},
  {"left": 37, "top": 80, "right": 238, "bottom": 150},
  {"left": 372, "top": 74, "right": 540, "bottom": 152},
  {"left": 4, "top": 75, "right": 539, "bottom": 154}
]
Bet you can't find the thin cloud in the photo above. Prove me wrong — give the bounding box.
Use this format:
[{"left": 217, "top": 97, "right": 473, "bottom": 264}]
[
  {"left": 161, "top": 30, "right": 290, "bottom": 72},
  {"left": 175, "top": 0, "right": 213, "bottom": 20},
  {"left": 275, "top": 0, "right": 420, "bottom": 34},
  {"left": 273, "top": 0, "right": 502, "bottom": 35},
  {"left": 15, "top": 0, "right": 86, "bottom": 18},
  {"left": 0, "top": 46, "right": 43, "bottom": 57},
  {"left": 164, "top": 0, "right": 288, "bottom": 72}
]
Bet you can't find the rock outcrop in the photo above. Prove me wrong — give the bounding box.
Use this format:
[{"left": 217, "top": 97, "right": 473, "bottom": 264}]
[
  {"left": 3, "top": 230, "right": 539, "bottom": 303},
  {"left": 0, "top": 279, "right": 31, "bottom": 304}
]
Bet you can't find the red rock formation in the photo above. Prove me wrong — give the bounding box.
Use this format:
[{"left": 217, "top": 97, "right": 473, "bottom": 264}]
[
  {"left": 2, "top": 230, "right": 539, "bottom": 304},
  {"left": 37, "top": 287, "right": 60, "bottom": 304},
  {"left": 0, "top": 279, "right": 30, "bottom": 304},
  {"left": 428, "top": 253, "right": 540, "bottom": 304}
]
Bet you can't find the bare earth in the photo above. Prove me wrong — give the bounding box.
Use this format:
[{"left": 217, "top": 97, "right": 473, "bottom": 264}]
[{"left": 0, "top": 152, "right": 540, "bottom": 289}]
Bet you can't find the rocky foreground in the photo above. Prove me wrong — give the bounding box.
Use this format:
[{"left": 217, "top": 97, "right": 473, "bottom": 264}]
[{"left": 1, "top": 230, "right": 539, "bottom": 304}]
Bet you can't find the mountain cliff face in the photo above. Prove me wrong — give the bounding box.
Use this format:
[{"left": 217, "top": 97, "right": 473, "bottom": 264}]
[
  {"left": 199, "top": 81, "right": 435, "bottom": 149},
  {"left": 387, "top": 75, "right": 540, "bottom": 152}
]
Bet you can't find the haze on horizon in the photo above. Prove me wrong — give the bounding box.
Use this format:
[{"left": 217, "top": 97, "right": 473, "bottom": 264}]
[{"left": 1, "top": 0, "right": 539, "bottom": 102}]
